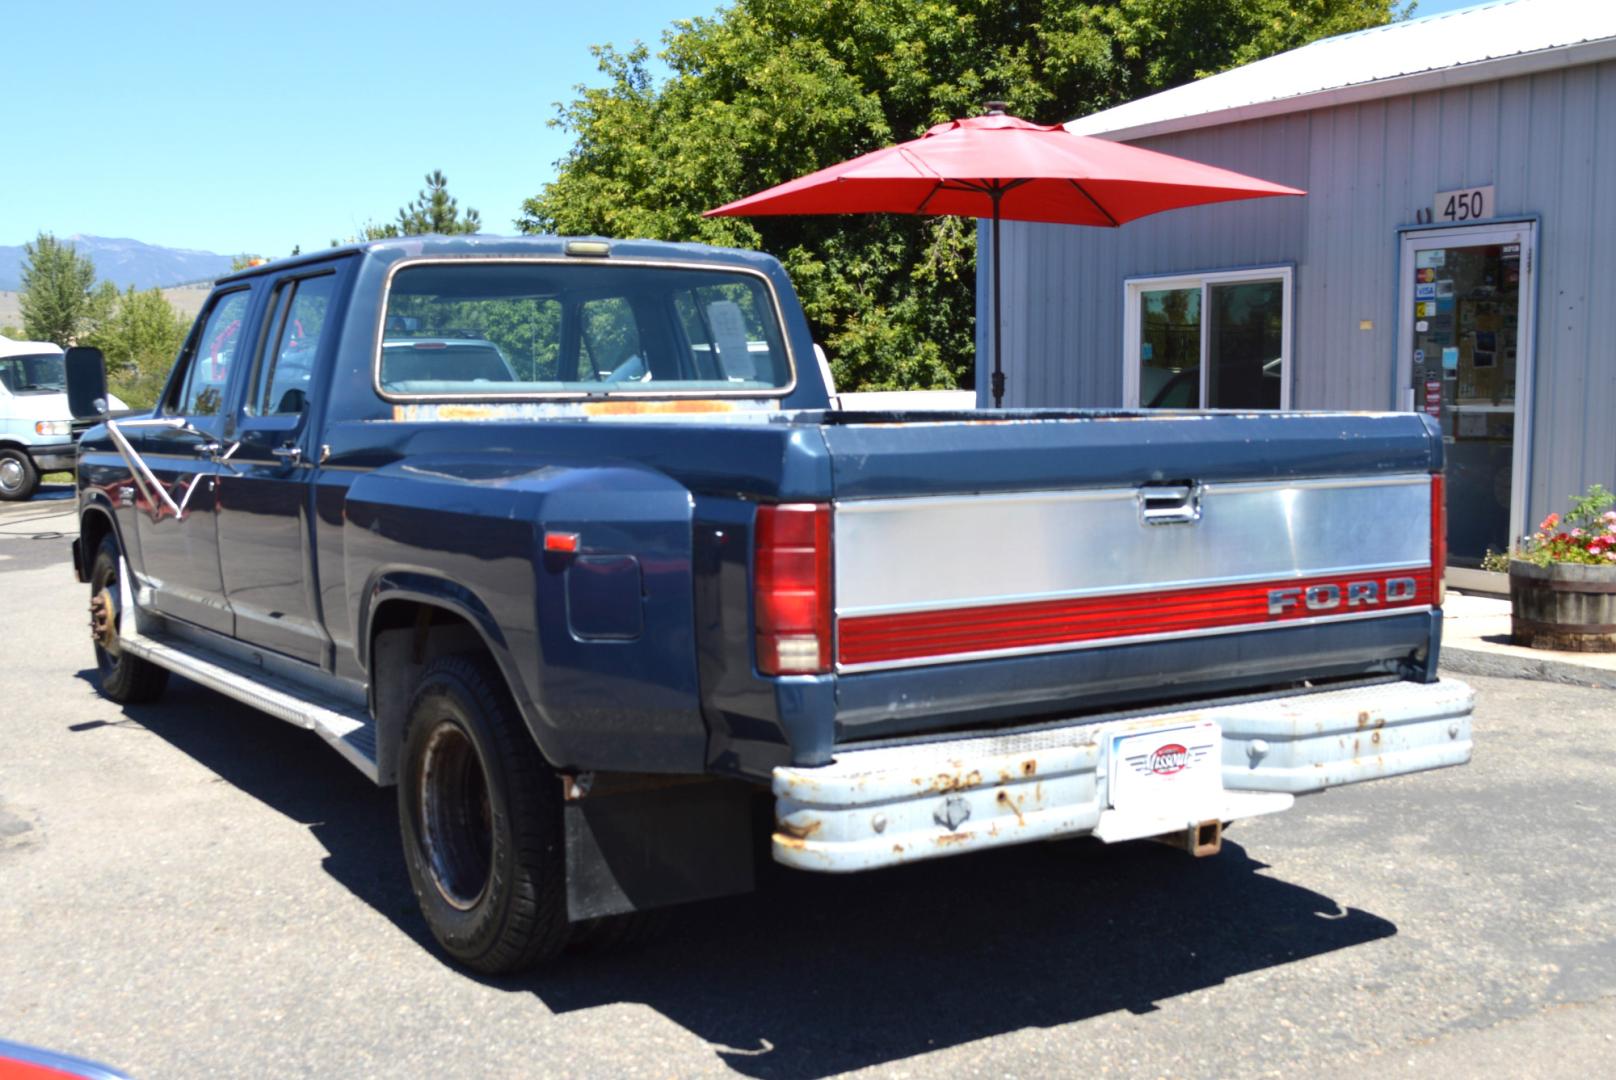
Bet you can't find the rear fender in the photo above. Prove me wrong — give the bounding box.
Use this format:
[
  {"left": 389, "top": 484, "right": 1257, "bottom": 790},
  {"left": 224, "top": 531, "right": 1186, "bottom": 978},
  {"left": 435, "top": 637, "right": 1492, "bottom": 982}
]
[{"left": 343, "top": 455, "right": 704, "bottom": 774}]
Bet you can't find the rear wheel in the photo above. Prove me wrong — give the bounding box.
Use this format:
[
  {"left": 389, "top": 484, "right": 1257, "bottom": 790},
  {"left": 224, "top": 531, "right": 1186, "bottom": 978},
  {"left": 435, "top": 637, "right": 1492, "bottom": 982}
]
[
  {"left": 0, "top": 448, "right": 39, "bottom": 501},
  {"left": 88, "top": 534, "right": 169, "bottom": 703},
  {"left": 398, "top": 655, "right": 570, "bottom": 974}
]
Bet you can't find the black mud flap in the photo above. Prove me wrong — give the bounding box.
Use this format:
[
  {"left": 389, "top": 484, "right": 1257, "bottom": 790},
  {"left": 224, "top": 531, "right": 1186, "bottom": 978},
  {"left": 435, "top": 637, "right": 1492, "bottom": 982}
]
[
  {"left": 71, "top": 537, "right": 85, "bottom": 583},
  {"left": 564, "top": 775, "right": 756, "bottom": 920}
]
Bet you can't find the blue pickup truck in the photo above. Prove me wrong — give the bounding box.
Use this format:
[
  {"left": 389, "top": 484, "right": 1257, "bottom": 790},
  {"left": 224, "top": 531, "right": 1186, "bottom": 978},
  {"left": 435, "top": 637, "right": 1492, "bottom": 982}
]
[{"left": 66, "top": 235, "right": 1473, "bottom": 973}]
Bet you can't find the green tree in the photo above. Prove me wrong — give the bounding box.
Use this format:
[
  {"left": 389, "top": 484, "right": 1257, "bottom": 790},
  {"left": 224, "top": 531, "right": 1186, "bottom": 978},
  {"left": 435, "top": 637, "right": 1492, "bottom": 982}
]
[
  {"left": 396, "top": 170, "right": 481, "bottom": 235},
  {"left": 84, "top": 287, "right": 191, "bottom": 410},
  {"left": 522, "top": 0, "right": 1397, "bottom": 390},
  {"left": 18, "top": 233, "right": 116, "bottom": 345}
]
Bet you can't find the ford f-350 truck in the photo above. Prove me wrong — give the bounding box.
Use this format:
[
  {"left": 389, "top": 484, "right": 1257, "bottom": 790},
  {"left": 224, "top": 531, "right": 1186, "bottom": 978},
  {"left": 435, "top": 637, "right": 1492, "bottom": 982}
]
[{"left": 66, "top": 235, "right": 1473, "bottom": 973}]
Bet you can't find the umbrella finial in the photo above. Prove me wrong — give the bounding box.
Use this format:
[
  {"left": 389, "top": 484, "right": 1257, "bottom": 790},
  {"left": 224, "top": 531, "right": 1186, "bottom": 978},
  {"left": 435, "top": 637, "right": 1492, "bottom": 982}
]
[{"left": 983, "top": 100, "right": 1008, "bottom": 115}]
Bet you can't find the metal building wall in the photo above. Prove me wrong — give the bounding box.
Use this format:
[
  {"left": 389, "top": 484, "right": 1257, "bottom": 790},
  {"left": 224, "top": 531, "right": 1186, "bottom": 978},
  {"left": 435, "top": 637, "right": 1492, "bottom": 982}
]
[{"left": 981, "top": 58, "right": 1616, "bottom": 525}]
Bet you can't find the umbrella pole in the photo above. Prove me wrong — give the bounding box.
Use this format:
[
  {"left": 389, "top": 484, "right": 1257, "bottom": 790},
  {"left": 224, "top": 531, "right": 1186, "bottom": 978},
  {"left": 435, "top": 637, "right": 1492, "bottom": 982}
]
[{"left": 990, "top": 190, "right": 1005, "bottom": 408}]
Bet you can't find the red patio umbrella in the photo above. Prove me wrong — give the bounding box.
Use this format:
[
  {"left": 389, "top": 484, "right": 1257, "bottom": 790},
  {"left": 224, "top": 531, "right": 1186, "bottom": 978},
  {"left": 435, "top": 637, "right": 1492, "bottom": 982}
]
[{"left": 706, "top": 106, "right": 1305, "bottom": 407}]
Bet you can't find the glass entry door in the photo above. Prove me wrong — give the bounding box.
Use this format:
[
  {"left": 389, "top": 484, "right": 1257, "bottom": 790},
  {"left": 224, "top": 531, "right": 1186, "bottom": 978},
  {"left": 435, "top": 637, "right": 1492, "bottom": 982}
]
[{"left": 1398, "top": 223, "right": 1536, "bottom": 571}]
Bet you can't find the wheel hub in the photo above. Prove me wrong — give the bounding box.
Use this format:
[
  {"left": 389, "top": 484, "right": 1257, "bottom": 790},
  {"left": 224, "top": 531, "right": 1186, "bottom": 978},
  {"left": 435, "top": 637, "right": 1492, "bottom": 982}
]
[
  {"left": 419, "top": 723, "right": 493, "bottom": 911},
  {"left": 90, "top": 588, "right": 120, "bottom": 655},
  {"left": 0, "top": 458, "right": 23, "bottom": 492}
]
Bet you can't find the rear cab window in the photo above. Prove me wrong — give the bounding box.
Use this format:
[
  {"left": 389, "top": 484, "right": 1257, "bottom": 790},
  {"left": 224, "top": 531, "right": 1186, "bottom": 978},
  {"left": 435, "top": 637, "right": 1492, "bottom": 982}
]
[{"left": 377, "top": 261, "right": 794, "bottom": 399}]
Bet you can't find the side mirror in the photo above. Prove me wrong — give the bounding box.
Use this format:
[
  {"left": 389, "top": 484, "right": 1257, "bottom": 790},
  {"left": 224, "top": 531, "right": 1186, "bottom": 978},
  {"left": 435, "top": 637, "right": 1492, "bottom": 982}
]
[{"left": 65, "top": 346, "right": 109, "bottom": 420}]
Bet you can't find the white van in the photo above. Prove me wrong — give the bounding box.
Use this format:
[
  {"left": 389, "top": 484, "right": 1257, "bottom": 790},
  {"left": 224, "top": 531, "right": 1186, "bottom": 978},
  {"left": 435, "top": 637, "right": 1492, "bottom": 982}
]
[{"left": 0, "top": 339, "right": 125, "bottom": 500}]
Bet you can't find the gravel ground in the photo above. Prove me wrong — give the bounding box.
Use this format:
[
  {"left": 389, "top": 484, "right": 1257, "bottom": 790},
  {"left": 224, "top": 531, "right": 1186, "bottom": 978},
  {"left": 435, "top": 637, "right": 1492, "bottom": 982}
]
[{"left": 2, "top": 488, "right": 1613, "bottom": 1078}]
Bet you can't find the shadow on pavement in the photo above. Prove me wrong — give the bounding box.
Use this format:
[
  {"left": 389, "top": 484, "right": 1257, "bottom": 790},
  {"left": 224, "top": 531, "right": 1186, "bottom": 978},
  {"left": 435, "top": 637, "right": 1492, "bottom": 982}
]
[
  {"left": 72, "top": 669, "right": 432, "bottom": 950},
  {"left": 78, "top": 670, "right": 1397, "bottom": 1079}
]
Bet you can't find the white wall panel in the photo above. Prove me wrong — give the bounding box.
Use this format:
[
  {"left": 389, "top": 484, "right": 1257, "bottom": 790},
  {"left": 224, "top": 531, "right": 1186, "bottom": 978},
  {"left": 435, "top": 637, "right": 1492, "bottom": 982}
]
[{"left": 985, "top": 59, "right": 1616, "bottom": 531}]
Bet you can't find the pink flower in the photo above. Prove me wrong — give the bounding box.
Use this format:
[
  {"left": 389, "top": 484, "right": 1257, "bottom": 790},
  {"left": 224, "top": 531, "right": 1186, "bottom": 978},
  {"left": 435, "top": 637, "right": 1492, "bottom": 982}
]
[
  {"left": 1542, "top": 513, "right": 1561, "bottom": 530},
  {"left": 1573, "top": 528, "right": 1585, "bottom": 538},
  {"left": 1604, "top": 510, "right": 1616, "bottom": 523}
]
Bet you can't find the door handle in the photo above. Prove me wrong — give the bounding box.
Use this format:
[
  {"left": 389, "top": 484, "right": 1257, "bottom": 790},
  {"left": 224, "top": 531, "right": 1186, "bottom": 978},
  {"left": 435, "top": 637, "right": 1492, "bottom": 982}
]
[
  {"left": 1138, "top": 483, "right": 1203, "bottom": 525},
  {"left": 271, "top": 444, "right": 303, "bottom": 465}
]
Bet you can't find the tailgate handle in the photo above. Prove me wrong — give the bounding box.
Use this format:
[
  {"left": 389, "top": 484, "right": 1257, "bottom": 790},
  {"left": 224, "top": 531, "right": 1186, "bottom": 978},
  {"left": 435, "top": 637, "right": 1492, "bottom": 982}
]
[{"left": 1138, "top": 483, "right": 1202, "bottom": 525}]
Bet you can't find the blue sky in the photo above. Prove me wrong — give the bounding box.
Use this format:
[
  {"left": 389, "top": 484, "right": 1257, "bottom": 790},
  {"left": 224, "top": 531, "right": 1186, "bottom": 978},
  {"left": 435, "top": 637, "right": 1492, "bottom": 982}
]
[
  {"left": 5, "top": 0, "right": 707, "bottom": 257},
  {"left": 6, "top": 0, "right": 1480, "bottom": 259}
]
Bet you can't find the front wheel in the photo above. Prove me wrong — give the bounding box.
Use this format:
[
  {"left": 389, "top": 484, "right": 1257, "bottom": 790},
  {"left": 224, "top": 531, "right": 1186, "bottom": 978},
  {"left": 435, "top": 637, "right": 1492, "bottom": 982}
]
[
  {"left": 0, "top": 448, "right": 40, "bottom": 501},
  {"left": 88, "top": 534, "right": 169, "bottom": 703},
  {"left": 398, "top": 655, "right": 570, "bottom": 974}
]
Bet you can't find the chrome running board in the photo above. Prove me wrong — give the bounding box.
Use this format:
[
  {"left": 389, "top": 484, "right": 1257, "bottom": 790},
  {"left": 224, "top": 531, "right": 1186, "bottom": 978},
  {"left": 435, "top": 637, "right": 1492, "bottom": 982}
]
[{"left": 116, "top": 561, "right": 379, "bottom": 782}]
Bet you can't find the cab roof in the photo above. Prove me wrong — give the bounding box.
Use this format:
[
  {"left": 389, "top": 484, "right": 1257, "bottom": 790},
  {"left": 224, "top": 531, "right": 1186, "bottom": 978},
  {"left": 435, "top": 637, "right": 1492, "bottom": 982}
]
[{"left": 214, "top": 234, "right": 785, "bottom": 285}]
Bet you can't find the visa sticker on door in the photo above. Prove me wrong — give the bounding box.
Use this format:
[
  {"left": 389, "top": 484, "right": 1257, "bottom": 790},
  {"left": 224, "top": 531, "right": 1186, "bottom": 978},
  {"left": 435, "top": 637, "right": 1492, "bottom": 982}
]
[{"left": 1107, "top": 719, "right": 1222, "bottom": 814}]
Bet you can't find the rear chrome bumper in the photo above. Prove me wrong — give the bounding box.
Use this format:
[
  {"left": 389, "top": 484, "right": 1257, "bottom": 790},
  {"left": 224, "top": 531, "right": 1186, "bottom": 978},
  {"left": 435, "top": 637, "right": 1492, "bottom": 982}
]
[{"left": 772, "top": 677, "right": 1474, "bottom": 872}]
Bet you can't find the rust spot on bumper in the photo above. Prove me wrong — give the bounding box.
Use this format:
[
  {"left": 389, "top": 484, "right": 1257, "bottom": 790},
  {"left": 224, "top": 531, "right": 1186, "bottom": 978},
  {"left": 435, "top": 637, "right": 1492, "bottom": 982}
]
[
  {"left": 996, "top": 789, "right": 1027, "bottom": 827},
  {"left": 936, "top": 832, "right": 972, "bottom": 846},
  {"left": 927, "top": 769, "right": 983, "bottom": 794},
  {"left": 777, "top": 817, "right": 822, "bottom": 842}
]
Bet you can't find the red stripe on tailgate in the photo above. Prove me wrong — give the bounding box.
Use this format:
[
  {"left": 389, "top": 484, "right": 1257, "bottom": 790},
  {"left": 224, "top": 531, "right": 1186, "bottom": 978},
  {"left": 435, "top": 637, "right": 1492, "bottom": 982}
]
[{"left": 837, "top": 570, "right": 1432, "bottom": 668}]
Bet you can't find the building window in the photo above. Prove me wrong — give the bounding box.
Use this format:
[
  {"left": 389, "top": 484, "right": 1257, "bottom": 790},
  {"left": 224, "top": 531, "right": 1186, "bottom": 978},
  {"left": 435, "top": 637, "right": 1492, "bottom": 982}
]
[{"left": 1124, "top": 267, "right": 1293, "bottom": 409}]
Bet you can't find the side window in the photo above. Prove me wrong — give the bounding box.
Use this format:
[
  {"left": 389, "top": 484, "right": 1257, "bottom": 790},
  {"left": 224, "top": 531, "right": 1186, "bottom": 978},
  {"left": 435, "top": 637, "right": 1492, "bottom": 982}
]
[
  {"left": 172, "top": 290, "right": 251, "bottom": 417},
  {"left": 250, "top": 274, "right": 336, "bottom": 416}
]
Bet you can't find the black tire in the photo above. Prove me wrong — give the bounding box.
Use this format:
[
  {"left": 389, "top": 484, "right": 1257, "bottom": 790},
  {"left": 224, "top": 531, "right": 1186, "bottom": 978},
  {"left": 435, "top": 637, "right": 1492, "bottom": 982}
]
[
  {"left": 88, "top": 534, "right": 169, "bottom": 704},
  {"left": 398, "top": 654, "right": 570, "bottom": 974},
  {"left": 0, "top": 448, "right": 40, "bottom": 502}
]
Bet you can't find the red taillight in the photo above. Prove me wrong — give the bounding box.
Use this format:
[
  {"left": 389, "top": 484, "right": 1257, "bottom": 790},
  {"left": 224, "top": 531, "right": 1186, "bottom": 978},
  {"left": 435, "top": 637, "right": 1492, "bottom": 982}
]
[
  {"left": 754, "top": 503, "right": 832, "bottom": 675},
  {"left": 1431, "top": 473, "right": 1446, "bottom": 607}
]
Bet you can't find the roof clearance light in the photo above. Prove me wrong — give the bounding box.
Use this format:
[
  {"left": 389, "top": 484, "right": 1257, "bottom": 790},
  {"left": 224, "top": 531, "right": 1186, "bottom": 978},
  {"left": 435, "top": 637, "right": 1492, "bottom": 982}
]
[{"left": 564, "top": 240, "right": 611, "bottom": 258}]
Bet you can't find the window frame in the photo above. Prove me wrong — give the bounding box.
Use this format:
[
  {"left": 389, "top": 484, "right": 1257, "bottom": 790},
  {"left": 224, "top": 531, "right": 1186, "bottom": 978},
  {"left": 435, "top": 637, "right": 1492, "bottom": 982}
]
[
  {"left": 245, "top": 269, "right": 338, "bottom": 421},
  {"left": 163, "top": 286, "right": 255, "bottom": 419},
  {"left": 1123, "top": 265, "right": 1294, "bottom": 410},
  {"left": 372, "top": 256, "right": 800, "bottom": 403}
]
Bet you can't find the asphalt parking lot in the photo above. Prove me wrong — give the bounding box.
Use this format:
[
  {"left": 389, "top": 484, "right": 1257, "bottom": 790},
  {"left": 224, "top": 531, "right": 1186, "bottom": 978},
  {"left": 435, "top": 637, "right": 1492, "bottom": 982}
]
[{"left": 3, "top": 486, "right": 1615, "bottom": 1079}]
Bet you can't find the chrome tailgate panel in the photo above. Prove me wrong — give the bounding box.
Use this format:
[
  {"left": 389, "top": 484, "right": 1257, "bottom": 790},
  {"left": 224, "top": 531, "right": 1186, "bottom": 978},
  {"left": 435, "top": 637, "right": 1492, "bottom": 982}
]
[{"left": 835, "top": 474, "right": 1436, "bottom": 673}]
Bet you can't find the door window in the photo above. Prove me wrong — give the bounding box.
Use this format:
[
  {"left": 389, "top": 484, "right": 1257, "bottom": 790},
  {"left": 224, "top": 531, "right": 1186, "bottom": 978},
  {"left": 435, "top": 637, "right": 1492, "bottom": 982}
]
[
  {"left": 171, "top": 289, "right": 251, "bottom": 417},
  {"left": 1125, "top": 268, "right": 1292, "bottom": 409},
  {"left": 250, "top": 273, "right": 337, "bottom": 416}
]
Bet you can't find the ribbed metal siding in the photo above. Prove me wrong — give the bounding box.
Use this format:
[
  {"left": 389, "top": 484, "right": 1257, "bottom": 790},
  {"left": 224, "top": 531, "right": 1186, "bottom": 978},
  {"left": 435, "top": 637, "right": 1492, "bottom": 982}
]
[{"left": 984, "top": 58, "right": 1616, "bottom": 525}]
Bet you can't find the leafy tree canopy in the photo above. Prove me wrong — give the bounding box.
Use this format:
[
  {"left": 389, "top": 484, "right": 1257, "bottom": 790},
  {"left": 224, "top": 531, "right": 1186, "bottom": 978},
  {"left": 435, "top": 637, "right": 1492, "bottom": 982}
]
[
  {"left": 84, "top": 285, "right": 192, "bottom": 410},
  {"left": 522, "top": 0, "right": 1397, "bottom": 390},
  {"left": 18, "top": 233, "right": 116, "bottom": 346}
]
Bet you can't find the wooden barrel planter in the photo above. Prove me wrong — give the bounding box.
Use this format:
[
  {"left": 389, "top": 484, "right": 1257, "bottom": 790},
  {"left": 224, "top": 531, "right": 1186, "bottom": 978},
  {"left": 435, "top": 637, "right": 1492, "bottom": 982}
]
[{"left": 1509, "top": 559, "right": 1616, "bottom": 652}]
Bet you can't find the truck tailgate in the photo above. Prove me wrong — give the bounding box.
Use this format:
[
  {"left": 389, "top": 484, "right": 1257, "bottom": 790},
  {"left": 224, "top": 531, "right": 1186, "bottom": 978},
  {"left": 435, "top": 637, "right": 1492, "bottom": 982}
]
[{"left": 815, "top": 410, "right": 1444, "bottom": 741}]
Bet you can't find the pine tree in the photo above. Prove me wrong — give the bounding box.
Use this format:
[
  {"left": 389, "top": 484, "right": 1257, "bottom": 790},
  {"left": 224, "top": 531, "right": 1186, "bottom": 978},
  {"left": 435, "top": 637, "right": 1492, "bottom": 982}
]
[{"left": 396, "top": 170, "right": 481, "bottom": 235}]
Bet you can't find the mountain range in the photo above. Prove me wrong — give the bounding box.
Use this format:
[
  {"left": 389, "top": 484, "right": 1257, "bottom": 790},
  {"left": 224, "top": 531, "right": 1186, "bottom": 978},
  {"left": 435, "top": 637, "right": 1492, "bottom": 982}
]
[{"left": 0, "top": 235, "right": 238, "bottom": 292}]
